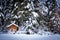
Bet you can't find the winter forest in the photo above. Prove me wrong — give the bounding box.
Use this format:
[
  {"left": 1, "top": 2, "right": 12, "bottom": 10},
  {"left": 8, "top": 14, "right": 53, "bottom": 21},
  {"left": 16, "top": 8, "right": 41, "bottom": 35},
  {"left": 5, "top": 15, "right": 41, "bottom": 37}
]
[{"left": 0, "top": 0, "right": 60, "bottom": 35}]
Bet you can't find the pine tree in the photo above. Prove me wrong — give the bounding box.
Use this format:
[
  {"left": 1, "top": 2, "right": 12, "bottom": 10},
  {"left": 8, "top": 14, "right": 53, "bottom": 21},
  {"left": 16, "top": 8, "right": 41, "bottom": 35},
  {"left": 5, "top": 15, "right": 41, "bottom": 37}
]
[{"left": 0, "top": 0, "right": 60, "bottom": 34}]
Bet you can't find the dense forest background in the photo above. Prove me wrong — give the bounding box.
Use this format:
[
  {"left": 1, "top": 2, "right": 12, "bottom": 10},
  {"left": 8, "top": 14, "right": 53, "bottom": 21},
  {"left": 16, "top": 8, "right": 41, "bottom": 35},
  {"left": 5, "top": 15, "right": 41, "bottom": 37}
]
[{"left": 0, "top": 0, "right": 60, "bottom": 34}]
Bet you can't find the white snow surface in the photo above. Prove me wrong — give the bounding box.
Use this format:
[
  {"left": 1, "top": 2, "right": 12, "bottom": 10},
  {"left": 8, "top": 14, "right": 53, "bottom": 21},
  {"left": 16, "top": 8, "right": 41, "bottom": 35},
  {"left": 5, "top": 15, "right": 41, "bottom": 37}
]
[{"left": 0, "top": 34, "right": 60, "bottom": 40}]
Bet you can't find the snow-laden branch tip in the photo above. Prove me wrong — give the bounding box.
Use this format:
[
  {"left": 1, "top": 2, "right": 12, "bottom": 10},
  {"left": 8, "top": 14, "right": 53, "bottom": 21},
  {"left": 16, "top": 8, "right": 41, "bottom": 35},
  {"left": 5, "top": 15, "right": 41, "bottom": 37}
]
[
  {"left": 24, "top": 3, "right": 30, "bottom": 8},
  {"left": 32, "top": 12, "right": 39, "bottom": 17}
]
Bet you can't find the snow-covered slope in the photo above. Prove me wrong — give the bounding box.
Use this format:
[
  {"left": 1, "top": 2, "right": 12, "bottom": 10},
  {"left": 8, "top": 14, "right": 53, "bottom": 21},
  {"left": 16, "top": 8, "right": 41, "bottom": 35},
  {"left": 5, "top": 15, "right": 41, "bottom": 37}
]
[{"left": 0, "top": 34, "right": 60, "bottom": 40}]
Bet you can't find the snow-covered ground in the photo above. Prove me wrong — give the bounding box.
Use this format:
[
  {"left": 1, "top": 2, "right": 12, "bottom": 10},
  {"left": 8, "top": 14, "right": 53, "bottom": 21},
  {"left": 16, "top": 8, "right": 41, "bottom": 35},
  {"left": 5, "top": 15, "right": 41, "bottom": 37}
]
[{"left": 0, "top": 34, "right": 60, "bottom": 40}]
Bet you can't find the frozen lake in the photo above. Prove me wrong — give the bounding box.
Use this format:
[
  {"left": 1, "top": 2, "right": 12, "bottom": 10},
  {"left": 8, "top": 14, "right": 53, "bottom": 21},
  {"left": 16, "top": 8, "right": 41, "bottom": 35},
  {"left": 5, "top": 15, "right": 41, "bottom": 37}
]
[{"left": 0, "top": 34, "right": 60, "bottom": 40}]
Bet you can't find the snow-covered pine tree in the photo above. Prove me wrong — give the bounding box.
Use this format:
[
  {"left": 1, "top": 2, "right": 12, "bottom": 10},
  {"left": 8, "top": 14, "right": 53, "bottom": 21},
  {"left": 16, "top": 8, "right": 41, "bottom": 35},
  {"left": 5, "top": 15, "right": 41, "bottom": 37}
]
[{"left": 0, "top": 0, "right": 60, "bottom": 34}]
